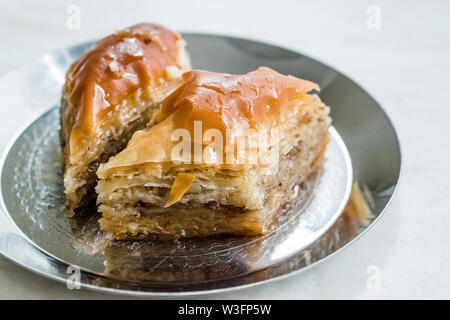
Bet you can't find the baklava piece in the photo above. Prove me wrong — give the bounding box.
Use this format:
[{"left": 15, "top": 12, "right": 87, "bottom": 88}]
[
  {"left": 96, "top": 67, "right": 331, "bottom": 239},
  {"left": 60, "top": 23, "right": 191, "bottom": 215}
]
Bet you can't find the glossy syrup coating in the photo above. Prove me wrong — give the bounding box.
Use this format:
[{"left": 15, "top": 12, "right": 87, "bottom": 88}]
[
  {"left": 97, "top": 68, "right": 322, "bottom": 175},
  {"left": 156, "top": 67, "right": 320, "bottom": 136},
  {"left": 66, "top": 23, "right": 183, "bottom": 149}
]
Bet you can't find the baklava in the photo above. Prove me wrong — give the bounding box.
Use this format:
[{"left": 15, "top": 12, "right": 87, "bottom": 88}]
[
  {"left": 96, "top": 67, "right": 331, "bottom": 240},
  {"left": 60, "top": 23, "right": 190, "bottom": 215}
]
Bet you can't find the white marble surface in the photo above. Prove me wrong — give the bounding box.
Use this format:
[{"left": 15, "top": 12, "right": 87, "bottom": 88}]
[{"left": 0, "top": 0, "right": 449, "bottom": 299}]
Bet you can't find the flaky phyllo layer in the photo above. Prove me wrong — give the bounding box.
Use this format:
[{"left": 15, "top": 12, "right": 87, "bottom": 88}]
[{"left": 96, "top": 68, "right": 331, "bottom": 239}]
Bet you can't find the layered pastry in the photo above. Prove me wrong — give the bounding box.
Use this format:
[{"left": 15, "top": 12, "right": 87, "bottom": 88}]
[
  {"left": 96, "top": 67, "right": 331, "bottom": 240},
  {"left": 60, "top": 23, "right": 191, "bottom": 215}
]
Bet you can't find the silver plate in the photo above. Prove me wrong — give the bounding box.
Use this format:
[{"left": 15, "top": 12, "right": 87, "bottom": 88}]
[{"left": 0, "top": 33, "right": 401, "bottom": 297}]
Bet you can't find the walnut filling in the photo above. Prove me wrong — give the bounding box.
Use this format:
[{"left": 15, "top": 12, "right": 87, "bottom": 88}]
[
  {"left": 98, "top": 136, "right": 328, "bottom": 240},
  {"left": 65, "top": 111, "right": 153, "bottom": 213}
]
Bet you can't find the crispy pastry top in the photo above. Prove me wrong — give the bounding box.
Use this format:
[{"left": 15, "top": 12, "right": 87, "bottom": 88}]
[
  {"left": 97, "top": 67, "right": 321, "bottom": 177},
  {"left": 152, "top": 67, "right": 319, "bottom": 135},
  {"left": 66, "top": 23, "right": 184, "bottom": 155}
]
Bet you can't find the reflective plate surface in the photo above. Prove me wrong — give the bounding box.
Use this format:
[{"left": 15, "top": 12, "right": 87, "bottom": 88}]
[{"left": 0, "top": 33, "right": 401, "bottom": 296}]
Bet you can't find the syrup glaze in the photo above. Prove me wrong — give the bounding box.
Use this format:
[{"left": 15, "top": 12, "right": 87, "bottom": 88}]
[
  {"left": 66, "top": 23, "right": 182, "bottom": 151},
  {"left": 156, "top": 67, "right": 320, "bottom": 136}
]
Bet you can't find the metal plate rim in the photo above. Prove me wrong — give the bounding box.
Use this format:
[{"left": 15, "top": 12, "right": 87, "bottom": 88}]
[{"left": 0, "top": 32, "right": 402, "bottom": 297}]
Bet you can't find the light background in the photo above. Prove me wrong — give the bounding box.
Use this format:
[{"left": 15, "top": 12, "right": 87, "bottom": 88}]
[{"left": 0, "top": 0, "right": 449, "bottom": 299}]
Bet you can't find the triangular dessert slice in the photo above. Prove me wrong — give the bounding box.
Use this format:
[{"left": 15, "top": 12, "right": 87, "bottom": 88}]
[
  {"left": 96, "top": 67, "right": 330, "bottom": 239},
  {"left": 60, "top": 23, "right": 190, "bottom": 215}
]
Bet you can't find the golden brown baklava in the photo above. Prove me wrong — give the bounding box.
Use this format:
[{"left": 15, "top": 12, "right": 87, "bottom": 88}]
[
  {"left": 60, "top": 23, "right": 190, "bottom": 215},
  {"left": 96, "top": 67, "right": 331, "bottom": 239}
]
